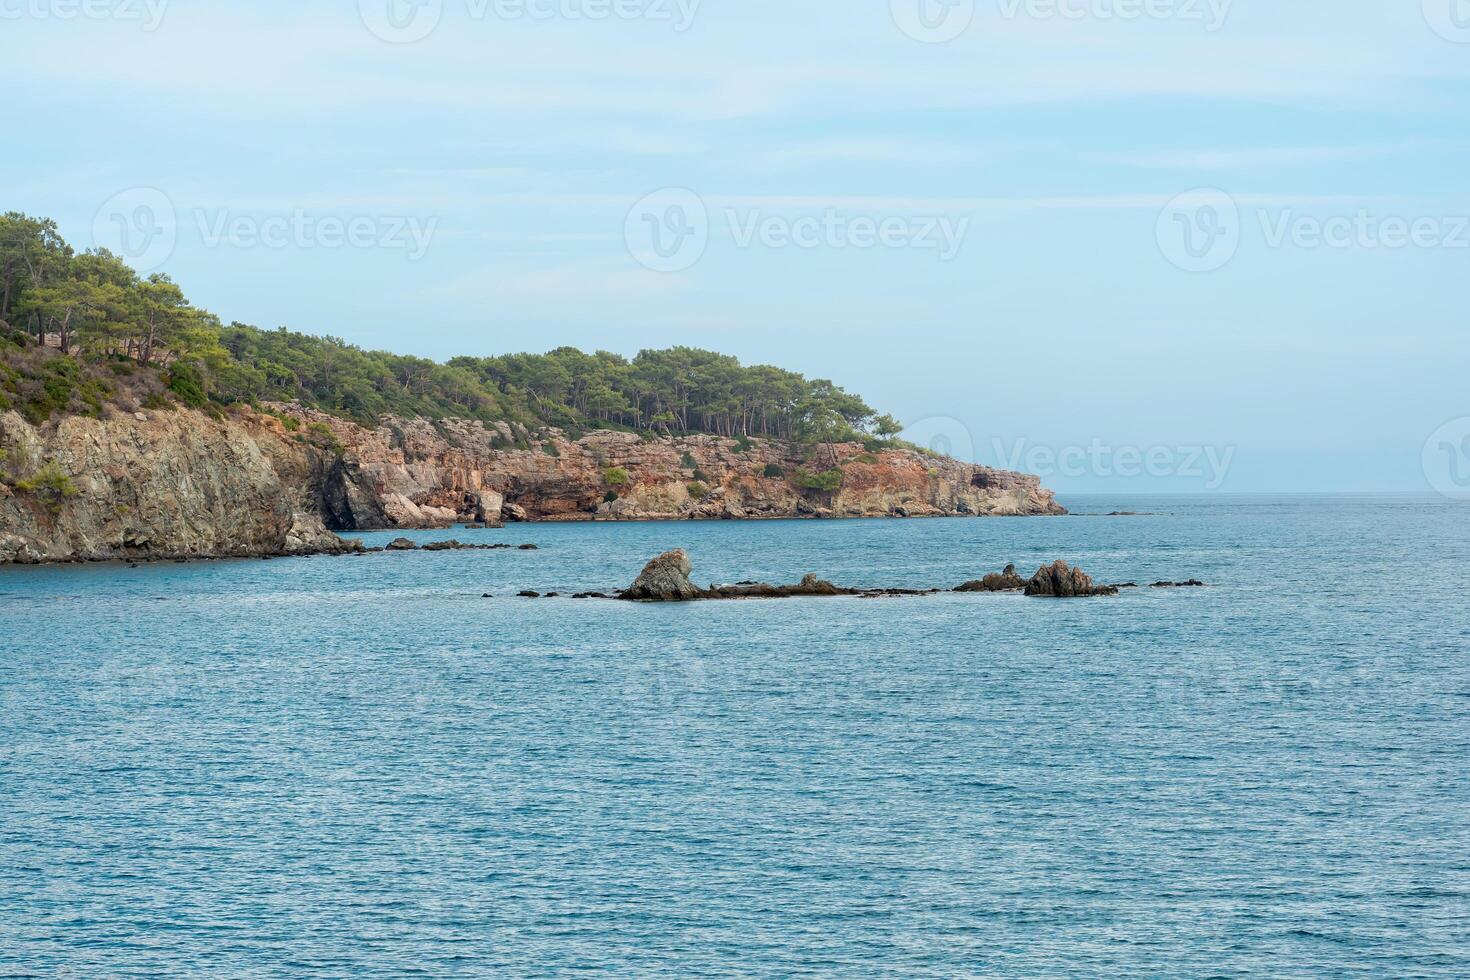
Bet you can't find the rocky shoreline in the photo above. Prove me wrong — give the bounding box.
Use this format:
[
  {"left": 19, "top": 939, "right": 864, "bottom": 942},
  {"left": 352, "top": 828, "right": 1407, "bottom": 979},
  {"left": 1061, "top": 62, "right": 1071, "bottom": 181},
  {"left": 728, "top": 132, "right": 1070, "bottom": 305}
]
[{"left": 0, "top": 404, "right": 1065, "bottom": 565}]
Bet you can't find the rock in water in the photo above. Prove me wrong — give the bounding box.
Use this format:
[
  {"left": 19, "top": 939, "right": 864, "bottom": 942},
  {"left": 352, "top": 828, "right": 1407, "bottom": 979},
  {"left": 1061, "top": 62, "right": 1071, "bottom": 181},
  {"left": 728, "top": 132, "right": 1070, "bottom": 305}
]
[
  {"left": 623, "top": 549, "right": 704, "bottom": 602},
  {"left": 955, "top": 563, "right": 1027, "bottom": 592},
  {"left": 1025, "top": 560, "right": 1118, "bottom": 598},
  {"left": 386, "top": 537, "right": 419, "bottom": 551},
  {"left": 795, "top": 573, "right": 843, "bottom": 596}
]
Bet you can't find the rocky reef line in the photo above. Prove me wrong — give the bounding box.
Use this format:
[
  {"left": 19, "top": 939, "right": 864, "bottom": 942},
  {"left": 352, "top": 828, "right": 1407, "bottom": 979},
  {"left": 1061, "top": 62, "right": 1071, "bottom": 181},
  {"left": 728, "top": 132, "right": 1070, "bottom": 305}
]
[
  {"left": 603, "top": 551, "right": 1203, "bottom": 602},
  {"left": 0, "top": 404, "right": 1065, "bottom": 565}
]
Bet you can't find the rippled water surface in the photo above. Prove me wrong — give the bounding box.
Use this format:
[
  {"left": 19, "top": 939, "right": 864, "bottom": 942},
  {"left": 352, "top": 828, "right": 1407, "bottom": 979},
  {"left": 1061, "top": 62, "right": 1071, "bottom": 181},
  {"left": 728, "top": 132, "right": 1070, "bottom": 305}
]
[{"left": 2, "top": 494, "right": 1468, "bottom": 977}]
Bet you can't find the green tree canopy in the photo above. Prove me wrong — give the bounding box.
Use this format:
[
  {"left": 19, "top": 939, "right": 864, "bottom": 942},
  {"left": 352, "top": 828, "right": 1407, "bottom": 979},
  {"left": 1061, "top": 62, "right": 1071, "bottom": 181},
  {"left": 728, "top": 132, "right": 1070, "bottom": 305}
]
[{"left": 0, "top": 211, "right": 907, "bottom": 447}]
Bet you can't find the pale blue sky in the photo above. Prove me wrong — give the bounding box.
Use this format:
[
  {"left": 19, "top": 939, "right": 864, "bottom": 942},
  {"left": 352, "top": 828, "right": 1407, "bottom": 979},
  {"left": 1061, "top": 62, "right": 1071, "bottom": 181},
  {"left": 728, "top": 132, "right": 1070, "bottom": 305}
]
[{"left": 7, "top": 0, "right": 1470, "bottom": 491}]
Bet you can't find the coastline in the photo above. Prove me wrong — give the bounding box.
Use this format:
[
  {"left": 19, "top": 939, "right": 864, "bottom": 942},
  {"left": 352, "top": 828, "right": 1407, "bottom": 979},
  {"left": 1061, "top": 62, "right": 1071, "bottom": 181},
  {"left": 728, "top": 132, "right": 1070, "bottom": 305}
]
[{"left": 0, "top": 405, "right": 1064, "bottom": 566}]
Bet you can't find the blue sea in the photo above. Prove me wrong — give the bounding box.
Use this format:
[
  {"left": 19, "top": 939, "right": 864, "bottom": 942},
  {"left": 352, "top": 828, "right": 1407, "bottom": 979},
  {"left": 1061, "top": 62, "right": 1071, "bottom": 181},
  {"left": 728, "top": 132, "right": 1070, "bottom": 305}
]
[{"left": 2, "top": 494, "right": 1468, "bottom": 977}]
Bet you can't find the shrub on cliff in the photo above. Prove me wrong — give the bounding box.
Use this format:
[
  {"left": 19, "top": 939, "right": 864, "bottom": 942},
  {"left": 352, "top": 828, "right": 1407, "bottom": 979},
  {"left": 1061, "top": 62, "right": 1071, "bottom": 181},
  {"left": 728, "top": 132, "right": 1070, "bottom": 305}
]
[
  {"left": 166, "top": 362, "right": 208, "bottom": 408},
  {"left": 0, "top": 344, "right": 112, "bottom": 424},
  {"left": 603, "top": 466, "right": 629, "bottom": 486},
  {"left": 15, "top": 461, "right": 78, "bottom": 510},
  {"left": 792, "top": 467, "right": 844, "bottom": 492},
  {"left": 762, "top": 463, "right": 785, "bottom": 478},
  {"left": 262, "top": 409, "right": 300, "bottom": 431},
  {"left": 301, "top": 422, "right": 346, "bottom": 458},
  {"left": 687, "top": 481, "right": 709, "bottom": 500}
]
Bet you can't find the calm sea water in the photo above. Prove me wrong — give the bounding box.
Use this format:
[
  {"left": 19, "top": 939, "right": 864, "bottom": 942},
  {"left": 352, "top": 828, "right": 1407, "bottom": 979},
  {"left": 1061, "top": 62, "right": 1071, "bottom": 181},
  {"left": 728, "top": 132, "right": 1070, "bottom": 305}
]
[{"left": 2, "top": 494, "right": 1468, "bottom": 977}]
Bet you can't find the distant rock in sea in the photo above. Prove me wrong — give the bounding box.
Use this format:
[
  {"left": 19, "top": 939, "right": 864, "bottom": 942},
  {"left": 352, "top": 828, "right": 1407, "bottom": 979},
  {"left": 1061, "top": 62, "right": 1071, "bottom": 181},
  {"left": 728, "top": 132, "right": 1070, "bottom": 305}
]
[
  {"left": 955, "top": 564, "right": 1027, "bottom": 592},
  {"left": 1024, "top": 561, "right": 1119, "bottom": 598}
]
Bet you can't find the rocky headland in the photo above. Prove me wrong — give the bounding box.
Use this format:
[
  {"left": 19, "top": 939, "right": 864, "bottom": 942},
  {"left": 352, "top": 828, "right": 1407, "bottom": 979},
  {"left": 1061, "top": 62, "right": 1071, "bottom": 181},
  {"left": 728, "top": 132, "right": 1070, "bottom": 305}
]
[
  {"left": 281, "top": 404, "right": 1065, "bottom": 529},
  {"left": 0, "top": 404, "right": 1064, "bottom": 564}
]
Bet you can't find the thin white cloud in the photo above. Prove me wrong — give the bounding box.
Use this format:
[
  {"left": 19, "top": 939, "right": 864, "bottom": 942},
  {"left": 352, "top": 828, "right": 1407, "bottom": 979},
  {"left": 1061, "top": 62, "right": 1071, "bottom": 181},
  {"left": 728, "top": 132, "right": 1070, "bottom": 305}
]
[
  {"left": 748, "top": 140, "right": 1004, "bottom": 170},
  {"left": 1087, "top": 142, "right": 1469, "bottom": 171},
  {"left": 423, "top": 256, "right": 688, "bottom": 303},
  {"left": 7, "top": 2, "right": 1468, "bottom": 121},
  {"left": 385, "top": 167, "right": 534, "bottom": 180}
]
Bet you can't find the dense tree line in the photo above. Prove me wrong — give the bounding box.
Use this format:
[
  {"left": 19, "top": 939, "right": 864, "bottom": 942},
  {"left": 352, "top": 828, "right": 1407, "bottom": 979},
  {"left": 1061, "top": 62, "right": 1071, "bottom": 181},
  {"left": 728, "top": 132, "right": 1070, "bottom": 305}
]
[
  {"left": 0, "top": 213, "right": 221, "bottom": 367},
  {"left": 0, "top": 212, "right": 902, "bottom": 444}
]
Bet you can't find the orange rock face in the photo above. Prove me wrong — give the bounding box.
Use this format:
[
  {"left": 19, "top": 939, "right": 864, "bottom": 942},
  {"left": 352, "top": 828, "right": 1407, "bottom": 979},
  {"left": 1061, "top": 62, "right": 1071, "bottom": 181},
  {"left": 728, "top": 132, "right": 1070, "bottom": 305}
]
[{"left": 272, "top": 405, "right": 1067, "bottom": 530}]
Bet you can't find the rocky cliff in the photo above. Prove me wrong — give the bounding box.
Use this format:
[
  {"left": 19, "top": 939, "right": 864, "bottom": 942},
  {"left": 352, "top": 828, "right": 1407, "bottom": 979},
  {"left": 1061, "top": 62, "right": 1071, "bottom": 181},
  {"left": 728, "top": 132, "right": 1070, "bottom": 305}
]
[
  {"left": 0, "top": 404, "right": 1064, "bottom": 563},
  {"left": 0, "top": 408, "right": 349, "bottom": 564},
  {"left": 283, "top": 405, "right": 1065, "bottom": 528}
]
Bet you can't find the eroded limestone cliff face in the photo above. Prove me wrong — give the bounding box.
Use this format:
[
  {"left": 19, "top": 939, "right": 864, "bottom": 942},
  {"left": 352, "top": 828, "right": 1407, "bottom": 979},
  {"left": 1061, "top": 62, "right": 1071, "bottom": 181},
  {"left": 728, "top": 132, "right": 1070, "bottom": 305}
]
[
  {"left": 0, "top": 404, "right": 1064, "bottom": 563},
  {"left": 283, "top": 405, "right": 1066, "bottom": 529}
]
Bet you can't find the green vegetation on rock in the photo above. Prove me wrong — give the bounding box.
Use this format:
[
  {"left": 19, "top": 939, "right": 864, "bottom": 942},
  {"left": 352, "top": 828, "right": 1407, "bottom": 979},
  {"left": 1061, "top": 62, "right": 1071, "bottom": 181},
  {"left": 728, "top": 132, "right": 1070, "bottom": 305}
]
[
  {"left": 792, "top": 468, "right": 844, "bottom": 493},
  {"left": 13, "top": 460, "right": 78, "bottom": 510}
]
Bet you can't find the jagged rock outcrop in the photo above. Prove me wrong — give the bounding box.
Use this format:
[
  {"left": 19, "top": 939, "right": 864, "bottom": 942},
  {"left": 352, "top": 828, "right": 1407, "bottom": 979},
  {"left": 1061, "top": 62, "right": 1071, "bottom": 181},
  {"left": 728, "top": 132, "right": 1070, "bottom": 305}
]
[
  {"left": 272, "top": 403, "right": 1066, "bottom": 530},
  {"left": 0, "top": 408, "right": 353, "bottom": 564},
  {"left": 955, "top": 563, "right": 1028, "bottom": 592},
  {"left": 623, "top": 549, "right": 703, "bottom": 601},
  {"left": 1024, "top": 560, "right": 1119, "bottom": 598}
]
